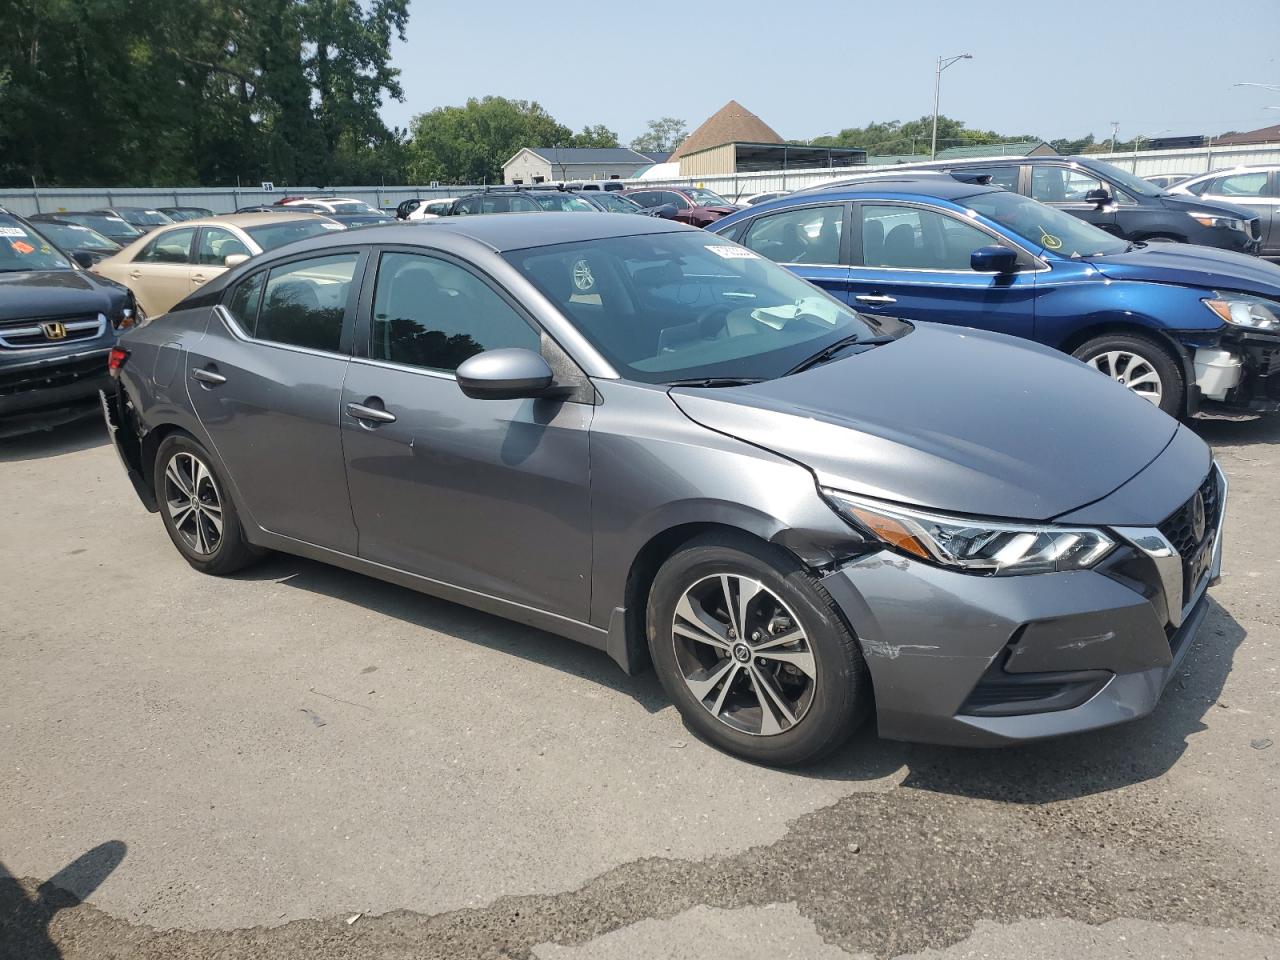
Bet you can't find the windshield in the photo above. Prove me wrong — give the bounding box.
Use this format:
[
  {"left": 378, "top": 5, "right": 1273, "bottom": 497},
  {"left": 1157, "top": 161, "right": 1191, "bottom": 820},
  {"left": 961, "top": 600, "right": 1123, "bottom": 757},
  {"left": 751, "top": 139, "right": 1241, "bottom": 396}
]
[
  {"left": 32, "top": 222, "right": 120, "bottom": 252},
  {"left": 504, "top": 233, "right": 892, "bottom": 383},
  {"left": 959, "top": 190, "right": 1129, "bottom": 258},
  {"left": 686, "top": 188, "right": 731, "bottom": 207},
  {"left": 532, "top": 194, "right": 597, "bottom": 212},
  {"left": 61, "top": 214, "right": 143, "bottom": 238},
  {"left": 330, "top": 201, "right": 377, "bottom": 213},
  {"left": 246, "top": 219, "right": 346, "bottom": 249},
  {"left": 0, "top": 217, "right": 74, "bottom": 272},
  {"left": 592, "top": 193, "right": 643, "bottom": 213},
  {"left": 117, "top": 208, "right": 174, "bottom": 225},
  {"left": 1079, "top": 159, "right": 1162, "bottom": 198}
]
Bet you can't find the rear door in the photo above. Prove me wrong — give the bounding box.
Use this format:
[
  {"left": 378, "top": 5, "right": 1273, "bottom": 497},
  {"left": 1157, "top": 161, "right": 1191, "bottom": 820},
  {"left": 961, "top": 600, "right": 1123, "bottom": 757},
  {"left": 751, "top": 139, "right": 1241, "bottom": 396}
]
[
  {"left": 187, "top": 249, "right": 364, "bottom": 552},
  {"left": 736, "top": 201, "right": 852, "bottom": 299},
  {"left": 126, "top": 226, "right": 198, "bottom": 315},
  {"left": 844, "top": 200, "right": 1039, "bottom": 339}
]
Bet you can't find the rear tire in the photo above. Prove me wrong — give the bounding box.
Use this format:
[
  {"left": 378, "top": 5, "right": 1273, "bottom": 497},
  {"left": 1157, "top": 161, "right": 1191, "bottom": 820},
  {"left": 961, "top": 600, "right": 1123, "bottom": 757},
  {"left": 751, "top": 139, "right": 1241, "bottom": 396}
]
[
  {"left": 646, "top": 532, "right": 871, "bottom": 766},
  {"left": 1072, "top": 332, "right": 1185, "bottom": 417},
  {"left": 153, "top": 433, "right": 260, "bottom": 575}
]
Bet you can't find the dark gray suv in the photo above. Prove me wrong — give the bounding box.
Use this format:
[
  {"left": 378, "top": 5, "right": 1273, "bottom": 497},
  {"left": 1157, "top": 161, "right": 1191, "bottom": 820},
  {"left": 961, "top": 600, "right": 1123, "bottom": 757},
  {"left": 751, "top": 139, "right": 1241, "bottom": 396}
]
[{"left": 103, "top": 213, "right": 1224, "bottom": 765}]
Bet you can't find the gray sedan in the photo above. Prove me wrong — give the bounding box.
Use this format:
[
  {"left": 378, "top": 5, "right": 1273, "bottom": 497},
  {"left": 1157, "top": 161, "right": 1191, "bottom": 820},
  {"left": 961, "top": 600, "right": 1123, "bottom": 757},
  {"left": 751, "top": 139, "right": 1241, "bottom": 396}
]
[{"left": 103, "top": 213, "right": 1224, "bottom": 765}]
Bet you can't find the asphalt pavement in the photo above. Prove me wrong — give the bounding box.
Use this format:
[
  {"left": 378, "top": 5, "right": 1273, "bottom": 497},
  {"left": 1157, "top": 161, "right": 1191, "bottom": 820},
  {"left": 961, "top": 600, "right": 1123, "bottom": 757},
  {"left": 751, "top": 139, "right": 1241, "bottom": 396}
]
[{"left": 1, "top": 412, "right": 1277, "bottom": 959}]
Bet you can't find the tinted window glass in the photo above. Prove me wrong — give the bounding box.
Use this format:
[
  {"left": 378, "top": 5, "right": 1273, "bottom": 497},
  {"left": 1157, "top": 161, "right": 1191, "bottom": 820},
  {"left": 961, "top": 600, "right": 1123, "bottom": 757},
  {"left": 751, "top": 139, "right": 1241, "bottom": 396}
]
[
  {"left": 371, "top": 252, "right": 539, "bottom": 372},
  {"left": 256, "top": 253, "right": 358, "bottom": 351},
  {"left": 0, "top": 216, "right": 73, "bottom": 271},
  {"left": 961, "top": 190, "right": 1127, "bottom": 257},
  {"left": 1183, "top": 178, "right": 1211, "bottom": 196},
  {"left": 953, "top": 165, "right": 1020, "bottom": 191},
  {"left": 660, "top": 192, "right": 691, "bottom": 209},
  {"left": 31, "top": 222, "right": 119, "bottom": 253},
  {"left": 245, "top": 219, "right": 345, "bottom": 250},
  {"left": 532, "top": 193, "right": 596, "bottom": 212},
  {"left": 626, "top": 192, "right": 659, "bottom": 207},
  {"left": 196, "top": 227, "right": 251, "bottom": 266},
  {"left": 454, "top": 197, "right": 483, "bottom": 216},
  {"left": 1030, "top": 166, "right": 1104, "bottom": 203},
  {"left": 135, "top": 227, "right": 196, "bottom": 264},
  {"left": 227, "top": 271, "right": 265, "bottom": 329},
  {"left": 1209, "top": 172, "right": 1273, "bottom": 197},
  {"left": 742, "top": 205, "right": 843, "bottom": 264},
  {"left": 861, "top": 205, "right": 994, "bottom": 269}
]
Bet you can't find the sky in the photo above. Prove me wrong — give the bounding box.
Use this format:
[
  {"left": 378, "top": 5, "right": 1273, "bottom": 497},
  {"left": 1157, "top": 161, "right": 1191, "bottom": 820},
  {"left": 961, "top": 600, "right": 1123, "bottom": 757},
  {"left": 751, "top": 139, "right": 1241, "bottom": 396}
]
[{"left": 381, "top": 0, "right": 1280, "bottom": 148}]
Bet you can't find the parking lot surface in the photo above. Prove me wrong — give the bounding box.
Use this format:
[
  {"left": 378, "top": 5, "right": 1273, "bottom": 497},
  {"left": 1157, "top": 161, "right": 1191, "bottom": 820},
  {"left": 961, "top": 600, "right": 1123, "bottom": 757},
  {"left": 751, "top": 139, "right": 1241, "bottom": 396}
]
[{"left": 2, "top": 414, "right": 1278, "bottom": 959}]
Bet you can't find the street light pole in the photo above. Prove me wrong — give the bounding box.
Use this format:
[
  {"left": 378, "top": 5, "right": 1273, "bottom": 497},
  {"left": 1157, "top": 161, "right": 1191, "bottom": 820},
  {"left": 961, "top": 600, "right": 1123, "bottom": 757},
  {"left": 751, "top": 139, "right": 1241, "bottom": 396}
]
[{"left": 931, "top": 53, "right": 973, "bottom": 160}]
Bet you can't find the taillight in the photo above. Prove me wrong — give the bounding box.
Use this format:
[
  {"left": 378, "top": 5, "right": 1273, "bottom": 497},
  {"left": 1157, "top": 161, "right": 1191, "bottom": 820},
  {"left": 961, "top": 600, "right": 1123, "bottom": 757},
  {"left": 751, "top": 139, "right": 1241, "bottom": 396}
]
[{"left": 108, "top": 346, "right": 129, "bottom": 378}]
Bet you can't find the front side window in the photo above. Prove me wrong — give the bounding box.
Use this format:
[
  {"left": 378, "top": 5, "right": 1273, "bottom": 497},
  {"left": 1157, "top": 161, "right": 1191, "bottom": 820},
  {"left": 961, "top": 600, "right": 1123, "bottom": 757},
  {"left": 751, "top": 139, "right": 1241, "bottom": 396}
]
[
  {"left": 1207, "top": 172, "right": 1273, "bottom": 197},
  {"left": 226, "top": 270, "right": 265, "bottom": 329},
  {"left": 254, "top": 253, "right": 359, "bottom": 352},
  {"left": 860, "top": 204, "right": 995, "bottom": 270},
  {"left": 742, "top": 204, "right": 843, "bottom": 265},
  {"left": 532, "top": 194, "right": 596, "bottom": 212},
  {"left": 626, "top": 192, "right": 659, "bottom": 207},
  {"left": 196, "top": 227, "right": 251, "bottom": 266},
  {"left": 135, "top": 227, "right": 196, "bottom": 264},
  {"left": 1030, "top": 166, "right": 1104, "bottom": 203},
  {"left": 505, "top": 233, "right": 891, "bottom": 384},
  {"left": 660, "top": 192, "right": 691, "bottom": 210},
  {"left": 592, "top": 193, "right": 643, "bottom": 214},
  {"left": 370, "top": 252, "right": 539, "bottom": 372}
]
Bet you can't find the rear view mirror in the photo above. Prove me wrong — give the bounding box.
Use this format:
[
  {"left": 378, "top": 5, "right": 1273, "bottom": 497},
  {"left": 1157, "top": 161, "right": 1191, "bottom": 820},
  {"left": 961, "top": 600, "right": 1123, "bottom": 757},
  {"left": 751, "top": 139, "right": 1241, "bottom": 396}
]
[
  {"left": 456, "top": 348, "right": 555, "bottom": 400},
  {"left": 223, "top": 253, "right": 250, "bottom": 268},
  {"left": 971, "top": 245, "right": 1019, "bottom": 273},
  {"left": 1084, "top": 187, "right": 1113, "bottom": 209}
]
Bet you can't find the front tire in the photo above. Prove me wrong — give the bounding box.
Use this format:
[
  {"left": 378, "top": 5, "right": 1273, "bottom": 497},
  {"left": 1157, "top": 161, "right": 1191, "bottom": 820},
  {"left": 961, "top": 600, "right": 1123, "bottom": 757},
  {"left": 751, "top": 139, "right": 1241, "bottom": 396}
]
[
  {"left": 154, "top": 434, "right": 260, "bottom": 575},
  {"left": 647, "top": 533, "right": 871, "bottom": 766},
  {"left": 1072, "top": 332, "right": 1185, "bottom": 417}
]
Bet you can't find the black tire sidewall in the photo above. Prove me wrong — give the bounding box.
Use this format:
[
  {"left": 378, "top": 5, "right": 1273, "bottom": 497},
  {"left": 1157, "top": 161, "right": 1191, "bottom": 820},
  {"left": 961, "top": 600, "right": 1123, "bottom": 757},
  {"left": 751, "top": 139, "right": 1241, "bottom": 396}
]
[
  {"left": 153, "top": 433, "right": 255, "bottom": 575},
  {"left": 647, "top": 535, "right": 869, "bottom": 766},
  {"left": 1073, "top": 333, "right": 1185, "bottom": 417}
]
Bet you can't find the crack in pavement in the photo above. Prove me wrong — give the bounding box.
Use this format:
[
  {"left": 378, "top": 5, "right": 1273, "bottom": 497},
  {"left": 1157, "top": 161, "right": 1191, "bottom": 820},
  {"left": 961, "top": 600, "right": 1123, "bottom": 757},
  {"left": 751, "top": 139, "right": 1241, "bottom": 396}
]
[{"left": 4, "top": 780, "right": 1277, "bottom": 960}]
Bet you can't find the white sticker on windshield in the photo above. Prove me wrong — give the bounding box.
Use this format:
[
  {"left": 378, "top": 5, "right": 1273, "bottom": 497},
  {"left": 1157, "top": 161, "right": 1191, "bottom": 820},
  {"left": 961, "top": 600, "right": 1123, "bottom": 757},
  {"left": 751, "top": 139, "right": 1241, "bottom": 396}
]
[
  {"left": 106, "top": 217, "right": 126, "bottom": 222},
  {"left": 705, "top": 245, "right": 759, "bottom": 260},
  {"left": 320, "top": 223, "right": 345, "bottom": 229},
  {"left": 0, "top": 227, "right": 29, "bottom": 238},
  {"left": 145, "top": 210, "right": 161, "bottom": 215},
  {"left": 68, "top": 225, "right": 90, "bottom": 231}
]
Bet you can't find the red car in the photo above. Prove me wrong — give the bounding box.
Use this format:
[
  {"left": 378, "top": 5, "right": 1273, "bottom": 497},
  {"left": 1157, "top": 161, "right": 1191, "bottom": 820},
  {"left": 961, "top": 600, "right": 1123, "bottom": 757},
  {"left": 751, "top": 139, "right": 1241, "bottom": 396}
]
[{"left": 621, "top": 187, "right": 740, "bottom": 228}]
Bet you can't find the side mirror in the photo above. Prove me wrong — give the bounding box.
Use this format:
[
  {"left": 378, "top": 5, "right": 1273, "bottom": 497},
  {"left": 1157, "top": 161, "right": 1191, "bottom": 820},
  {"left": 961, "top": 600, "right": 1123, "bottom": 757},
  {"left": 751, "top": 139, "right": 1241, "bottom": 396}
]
[
  {"left": 648, "top": 203, "right": 679, "bottom": 219},
  {"left": 971, "top": 245, "right": 1019, "bottom": 273},
  {"left": 456, "top": 348, "right": 555, "bottom": 400},
  {"left": 1083, "top": 187, "right": 1113, "bottom": 209},
  {"left": 72, "top": 250, "right": 96, "bottom": 268},
  {"left": 223, "top": 253, "right": 250, "bottom": 268}
]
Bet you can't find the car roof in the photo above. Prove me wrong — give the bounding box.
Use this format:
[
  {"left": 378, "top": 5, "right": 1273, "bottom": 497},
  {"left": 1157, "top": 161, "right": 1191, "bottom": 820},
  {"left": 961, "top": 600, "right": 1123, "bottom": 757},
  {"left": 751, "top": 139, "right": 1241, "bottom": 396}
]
[
  {"left": 172, "top": 212, "right": 335, "bottom": 228},
  {"left": 794, "top": 175, "right": 1001, "bottom": 201},
  {"left": 307, "top": 211, "right": 690, "bottom": 252}
]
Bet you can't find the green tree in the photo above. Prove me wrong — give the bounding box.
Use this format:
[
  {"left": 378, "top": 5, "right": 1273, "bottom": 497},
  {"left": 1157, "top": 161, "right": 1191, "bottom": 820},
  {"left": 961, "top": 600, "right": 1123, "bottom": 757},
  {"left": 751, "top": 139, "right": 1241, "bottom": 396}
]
[
  {"left": 809, "top": 115, "right": 1040, "bottom": 157},
  {"left": 630, "top": 117, "right": 687, "bottom": 153},
  {"left": 570, "top": 124, "right": 620, "bottom": 148}
]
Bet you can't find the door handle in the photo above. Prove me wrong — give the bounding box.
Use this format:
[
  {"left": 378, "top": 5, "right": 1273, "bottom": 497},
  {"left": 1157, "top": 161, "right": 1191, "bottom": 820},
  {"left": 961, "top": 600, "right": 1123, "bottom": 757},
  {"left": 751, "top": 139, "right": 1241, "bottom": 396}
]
[
  {"left": 191, "top": 366, "right": 227, "bottom": 385},
  {"left": 854, "top": 294, "right": 898, "bottom": 305},
  {"left": 191, "top": 274, "right": 208, "bottom": 284},
  {"left": 128, "top": 271, "right": 142, "bottom": 280},
  {"left": 346, "top": 401, "right": 397, "bottom": 424}
]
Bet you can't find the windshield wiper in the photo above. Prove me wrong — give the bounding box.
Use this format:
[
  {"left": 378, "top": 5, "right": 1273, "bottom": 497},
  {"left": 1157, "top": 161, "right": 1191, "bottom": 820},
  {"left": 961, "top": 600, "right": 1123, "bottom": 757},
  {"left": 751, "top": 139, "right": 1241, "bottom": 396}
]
[
  {"left": 786, "top": 334, "right": 893, "bottom": 376},
  {"left": 664, "top": 377, "right": 765, "bottom": 388}
]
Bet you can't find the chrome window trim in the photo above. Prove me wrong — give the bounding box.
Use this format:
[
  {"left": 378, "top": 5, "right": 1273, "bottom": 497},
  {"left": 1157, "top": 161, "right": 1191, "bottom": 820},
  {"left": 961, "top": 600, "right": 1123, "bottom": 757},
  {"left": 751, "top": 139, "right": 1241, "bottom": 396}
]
[
  {"left": 348, "top": 354, "right": 458, "bottom": 382},
  {"left": 213, "top": 304, "right": 351, "bottom": 362}
]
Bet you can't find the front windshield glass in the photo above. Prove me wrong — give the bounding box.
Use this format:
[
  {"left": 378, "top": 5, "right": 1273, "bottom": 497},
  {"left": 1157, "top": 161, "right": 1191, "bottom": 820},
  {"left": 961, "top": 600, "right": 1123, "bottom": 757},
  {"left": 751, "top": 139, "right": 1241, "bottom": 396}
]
[
  {"left": 246, "top": 219, "right": 346, "bottom": 249},
  {"left": 33, "top": 222, "right": 120, "bottom": 252},
  {"left": 532, "top": 194, "right": 597, "bottom": 212},
  {"left": 1080, "top": 159, "right": 1162, "bottom": 198},
  {"left": 592, "top": 193, "right": 643, "bottom": 213},
  {"left": 119, "top": 208, "right": 174, "bottom": 225},
  {"left": 330, "top": 201, "right": 377, "bottom": 213},
  {"left": 0, "top": 217, "right": 74, "bottom": 271},
  {"left": 504, "top": 233, "right": 895, "bottom": 383},
  {"left": 62, "top": 214, "right": 143, "bottom": 238},
  {"left": 686, "top": 188, "right": 730, "bottom": 207},
  {"left": 959, "top": 190, "right": 1129, "bottom": 258}
]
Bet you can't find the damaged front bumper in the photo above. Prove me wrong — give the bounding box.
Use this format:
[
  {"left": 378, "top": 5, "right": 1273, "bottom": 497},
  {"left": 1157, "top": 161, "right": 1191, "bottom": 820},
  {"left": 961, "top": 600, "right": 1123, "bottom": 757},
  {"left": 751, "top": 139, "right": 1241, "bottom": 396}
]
[{"left": 1194, "top": 330, "right": 1280, "bottom": 413}]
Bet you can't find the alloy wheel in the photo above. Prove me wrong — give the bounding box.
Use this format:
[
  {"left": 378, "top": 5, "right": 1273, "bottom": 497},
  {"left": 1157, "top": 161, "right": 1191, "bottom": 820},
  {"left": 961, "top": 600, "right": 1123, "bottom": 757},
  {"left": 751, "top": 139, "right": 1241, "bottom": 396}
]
[
  {"left": 671, "top": 574, "right": 817, "bottom": 736},
  {"left": 162, "top": 451, "right": 224, "bottom": 556},
  {"left": 1087, "top": 350, "right": 1163, "bottom": 406}
]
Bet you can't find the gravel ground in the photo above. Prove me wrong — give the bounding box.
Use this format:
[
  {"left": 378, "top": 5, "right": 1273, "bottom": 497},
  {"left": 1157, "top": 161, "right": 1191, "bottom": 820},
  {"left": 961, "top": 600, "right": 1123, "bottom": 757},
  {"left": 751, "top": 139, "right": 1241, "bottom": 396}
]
[{"left": 1, "top": 413, "right": 1277, "bottom": 959}]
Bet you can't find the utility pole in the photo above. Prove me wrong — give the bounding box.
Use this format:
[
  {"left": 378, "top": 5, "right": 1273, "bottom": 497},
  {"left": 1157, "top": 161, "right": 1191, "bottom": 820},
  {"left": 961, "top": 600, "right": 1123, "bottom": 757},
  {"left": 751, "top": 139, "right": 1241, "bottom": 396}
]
[
  {"left": 931, "top": 54, "right": 973, "bottom": 160},
  {"left": 1109, "top": 122, "right": 1120, "bottom": 154}
]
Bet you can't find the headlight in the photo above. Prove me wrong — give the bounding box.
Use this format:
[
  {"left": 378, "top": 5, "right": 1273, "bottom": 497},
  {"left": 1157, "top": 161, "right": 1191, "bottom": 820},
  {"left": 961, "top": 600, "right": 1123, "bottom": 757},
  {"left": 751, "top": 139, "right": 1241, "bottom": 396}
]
[
  {"left": 1203, "top": 294, "right": 1280, "bottom": 331},
  {"left": 823, "top": 489, "right": 1115, "bottom": 576},
  {"left": 1187, "top": 211, "right": 1246, "bottom": 231}
]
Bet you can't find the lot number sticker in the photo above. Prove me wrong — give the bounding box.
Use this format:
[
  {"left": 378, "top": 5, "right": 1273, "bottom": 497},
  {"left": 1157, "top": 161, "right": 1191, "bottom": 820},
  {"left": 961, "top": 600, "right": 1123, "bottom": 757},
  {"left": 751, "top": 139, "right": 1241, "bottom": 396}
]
[{"left": 706, "top": 245, "right": 760, "bottom": 260}]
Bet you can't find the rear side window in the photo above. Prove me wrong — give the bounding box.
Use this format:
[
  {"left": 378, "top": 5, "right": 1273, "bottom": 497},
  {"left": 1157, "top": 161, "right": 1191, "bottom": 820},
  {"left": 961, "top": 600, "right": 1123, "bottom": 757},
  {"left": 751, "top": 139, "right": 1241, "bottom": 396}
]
[
  {"left": 135, "top": 228, "right": 196, "bottom": 264},
  {"left": 953, "top": 165, "right": 1020, "bottom": 191},
  {"left": 742, "top": 205, "right": 843, "bottom": 264},
  {"left": 1030, "top": 166, "right": 1104, "bottom": 203},
  {"left": 254, "top": 253, "right": 359, "bottom": 352},
  {"left": 1207, "top": 172, "right": 1274, "bottom": 197},
  {"left": 227, "top": 271, "right": 265, "bottom": 329}
]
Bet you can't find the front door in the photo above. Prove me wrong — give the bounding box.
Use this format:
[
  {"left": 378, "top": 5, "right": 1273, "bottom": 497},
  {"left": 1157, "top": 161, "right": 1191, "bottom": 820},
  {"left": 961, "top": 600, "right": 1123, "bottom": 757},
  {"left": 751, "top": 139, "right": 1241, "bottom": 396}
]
[
  {"left": 127, "top": 226, "right": 198, "bottom": 316},
  {"left": 737, "top": 201, "right": 852, "bottom": 300},
  {"left": 187, "top": 250, "right": 364, "bottom": 553},
  {"left": 1029, "top": 164, "right": 1120, "bottom": 235},
  {"left": 340, "top": 249, "right": 594, "bottom": 621},
  {"left": 844, "top": 201, "right": 1039, "bottom": 340}
]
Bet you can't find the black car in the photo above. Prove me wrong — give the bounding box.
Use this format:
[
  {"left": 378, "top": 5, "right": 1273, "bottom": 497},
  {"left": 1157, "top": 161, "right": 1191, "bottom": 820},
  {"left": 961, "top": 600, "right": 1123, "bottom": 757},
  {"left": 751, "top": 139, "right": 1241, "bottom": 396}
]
[
  {"left": 20, "top": 217, "right": 122, "bottom": 267},
  {"left": 450, "top": 189, "right": 544, "bottom": 216},
  {"left": 159, "top": 206, "right": 215, "bottom": 222},
  {"left": 91, "top": 206, "right": 176, "bottom": 233},
  {"left": 879, "top": 156, "right": 1263, "bottom": 254},
  {"left": 0, "top": 210, "right": 136, "bottom": 432},
  {"left": 526, "top": 187, "right": 646, "bottom": 214},
  {"left": 29, "top": 211, "right": 144, "bottom": 247}
]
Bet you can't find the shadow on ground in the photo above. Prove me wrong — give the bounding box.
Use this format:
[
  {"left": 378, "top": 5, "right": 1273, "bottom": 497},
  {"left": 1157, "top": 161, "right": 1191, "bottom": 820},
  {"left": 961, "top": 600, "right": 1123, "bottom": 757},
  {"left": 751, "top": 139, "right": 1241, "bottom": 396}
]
[
  {"left": 1192, "top": 412, "right": 1280, "bottom": 448},
  {"left": 0, "top": 841, "right": 126, "bottom": 959},
  {"left": 0, "top": 414, "right": 107, "bottom": 463}
]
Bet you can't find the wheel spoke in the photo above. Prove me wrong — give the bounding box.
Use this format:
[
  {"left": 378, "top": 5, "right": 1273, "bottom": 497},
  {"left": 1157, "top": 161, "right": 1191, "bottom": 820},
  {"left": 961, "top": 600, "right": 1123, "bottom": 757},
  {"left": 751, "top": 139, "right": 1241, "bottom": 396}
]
[
  {"left": 734, "top": 577, "right": 762, "bottom": 641},
  {"left": 165, "top": 460, "right": 192, "bottom": 497},
  {"left": 719, "top": 575, "right": 741, "bottom": 637},
  {"left": 685, "top": 658, "right": 736, "bottom": 702},
  {"left": 751, "top": 626, "right": 805, "bottom": 651},
  {"left": 709, "top": 663, "right": 740, "bottom": 717},
  {"left": 748, "top": 663, "right": 797, "bottom": 733},
  {"left": 674, "top": 594, "right": 730, "bottom": 651},
  {"left": 202, "top": 506, "right": 223, "bottom": 537},
  {"left": 192, "top": 511, "right": 207, "bottom": 553},
  {"left": 1125, "top": 369, "right": 1159, "bottom": 389},
  {"left": 169, "top": 503, "right": 195, "bottom": 528},
  {"left": 757, "top": 648, "right": 817, "bottom": 679}
]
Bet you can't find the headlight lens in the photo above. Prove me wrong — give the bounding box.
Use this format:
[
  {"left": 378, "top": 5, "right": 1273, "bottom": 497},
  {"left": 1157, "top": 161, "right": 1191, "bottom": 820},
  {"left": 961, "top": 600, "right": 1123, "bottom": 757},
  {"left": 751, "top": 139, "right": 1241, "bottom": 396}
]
[
  {"left": 823, "top": 489, "right": 1115, "bottom": 576},
  {"left": 1187, "top": 211, "right": 1246, "bottom": 231},
  {"left": 1203, "top": 294, "right": 1280, "bottom": 330}
]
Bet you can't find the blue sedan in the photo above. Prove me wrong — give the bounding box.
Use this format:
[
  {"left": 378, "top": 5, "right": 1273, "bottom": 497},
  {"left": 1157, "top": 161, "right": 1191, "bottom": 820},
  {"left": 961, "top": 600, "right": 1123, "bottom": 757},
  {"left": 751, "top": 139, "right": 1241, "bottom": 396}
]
[{"left": 711, "top": 174, "right": 1280, "bottom": 417}]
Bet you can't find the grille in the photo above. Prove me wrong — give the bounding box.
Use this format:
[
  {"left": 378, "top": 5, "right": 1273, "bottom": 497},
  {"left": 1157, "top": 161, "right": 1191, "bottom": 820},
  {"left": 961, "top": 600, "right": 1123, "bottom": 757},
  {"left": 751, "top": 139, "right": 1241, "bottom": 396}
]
[
  {"left": 0, "top": 314, "right": 107, "bottom": 349},
  {"left": 0, "top": 352, "right": 108, "bottom": 397},
  {"left": 1159, "top": 472, "right": 1220, "bottom": 560}
]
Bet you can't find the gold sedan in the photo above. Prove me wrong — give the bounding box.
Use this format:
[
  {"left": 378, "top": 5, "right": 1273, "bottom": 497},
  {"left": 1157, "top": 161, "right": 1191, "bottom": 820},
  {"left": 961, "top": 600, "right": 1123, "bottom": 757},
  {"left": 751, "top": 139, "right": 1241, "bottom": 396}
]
[{"left": 92, "top": 212, "right": 345, "bottom": 318}]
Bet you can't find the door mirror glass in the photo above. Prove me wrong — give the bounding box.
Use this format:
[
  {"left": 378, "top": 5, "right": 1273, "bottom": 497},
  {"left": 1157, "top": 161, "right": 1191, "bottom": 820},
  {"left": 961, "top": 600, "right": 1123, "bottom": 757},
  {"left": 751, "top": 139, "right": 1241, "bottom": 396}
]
[
  {"left": 224, "top": 253, "right": 250, "bottom": 268},
  {"left": 971, "top": 245, "right": 1018, "bottom": 273},
  {"left": 456, "top": 348, "right": 554, "bottom": 400}
]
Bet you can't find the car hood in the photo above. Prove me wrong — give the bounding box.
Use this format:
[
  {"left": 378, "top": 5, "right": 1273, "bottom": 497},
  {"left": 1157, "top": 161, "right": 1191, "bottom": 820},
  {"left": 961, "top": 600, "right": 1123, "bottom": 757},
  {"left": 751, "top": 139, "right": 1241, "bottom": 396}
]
[
  {"left": 0, "top": 269, "right": 124, "bottom": 321},
  {"left": 669, "top": 323, "right": 1179, "bottom": 521},
  {"left": 1159, "top": 192, "right": 1255, "bottom": 220},
  {"left": 694, "top": 205, "right": 739, "bottom": 217},
  {"left": 1086, "top": 242, "right": 1280, "bottom": 299}
]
